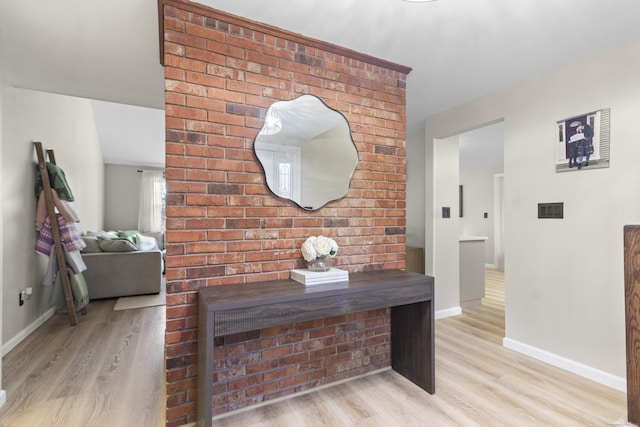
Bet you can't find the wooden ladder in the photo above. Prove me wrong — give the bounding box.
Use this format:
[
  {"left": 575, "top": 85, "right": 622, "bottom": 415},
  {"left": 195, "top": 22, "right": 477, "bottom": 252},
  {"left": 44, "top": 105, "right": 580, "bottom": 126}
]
[{"left": 34, "top": 142, "right": 78, "bottom": 326}]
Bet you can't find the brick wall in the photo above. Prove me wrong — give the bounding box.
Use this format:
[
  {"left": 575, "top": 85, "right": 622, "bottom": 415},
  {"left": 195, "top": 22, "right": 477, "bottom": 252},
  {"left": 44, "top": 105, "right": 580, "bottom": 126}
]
[
  {"left": 212, "top": 309, "right": 391, "bottom": 415},
  {"left": 160, "top": 1, "right": 410, "bottom": 425}
]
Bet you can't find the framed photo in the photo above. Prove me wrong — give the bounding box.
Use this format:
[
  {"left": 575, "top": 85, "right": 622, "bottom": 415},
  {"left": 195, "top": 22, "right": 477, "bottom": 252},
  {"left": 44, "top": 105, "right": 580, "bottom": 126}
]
[{"left": 556, "top": 108, "right": 610, "bottom": 172}]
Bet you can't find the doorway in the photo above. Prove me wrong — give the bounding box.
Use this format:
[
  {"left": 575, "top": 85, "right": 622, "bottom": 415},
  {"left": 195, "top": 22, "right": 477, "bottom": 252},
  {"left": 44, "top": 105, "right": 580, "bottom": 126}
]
[
  {"left": 458, "top": 122, "right": 505, "bottom": 324},
  {"left": 458, "top": 122, "right": 504, "bottom": 269}
]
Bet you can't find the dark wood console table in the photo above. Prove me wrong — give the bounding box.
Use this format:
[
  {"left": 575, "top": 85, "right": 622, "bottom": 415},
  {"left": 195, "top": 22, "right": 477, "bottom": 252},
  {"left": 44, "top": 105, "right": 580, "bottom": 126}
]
[{"left": 197, "top": 269, "right": 435, "bottom": 426}]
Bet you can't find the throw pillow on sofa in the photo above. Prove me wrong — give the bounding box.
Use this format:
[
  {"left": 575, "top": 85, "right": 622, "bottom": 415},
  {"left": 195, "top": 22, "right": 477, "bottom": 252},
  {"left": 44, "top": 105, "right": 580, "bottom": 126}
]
[
  {"left": 136, "top": 233, "right": 159, "bottom": 251},
  {"left": 140, "top": 231, "right": 165, "bottom": 250},
  {"left": 96, "top": 236, "right": 139, "bottom": 252},
  {"left": 81, "top": 235, "right": 101, "bottom": 253},
  {"left": 116, "top": 230, "right": 139, "bottom": 245}
]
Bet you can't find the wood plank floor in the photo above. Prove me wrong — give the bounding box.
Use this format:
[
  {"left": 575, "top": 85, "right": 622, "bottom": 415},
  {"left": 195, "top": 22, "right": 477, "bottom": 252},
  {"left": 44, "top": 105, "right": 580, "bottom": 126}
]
[
  {"left": 0, "top": 269, "right": 632, "bottom": 426},
  {"left": 0, "top": 299, "right": 166, "bottom": 427},
  {"left": 211, "top": 269, "right": 632, "bottom": 427}
]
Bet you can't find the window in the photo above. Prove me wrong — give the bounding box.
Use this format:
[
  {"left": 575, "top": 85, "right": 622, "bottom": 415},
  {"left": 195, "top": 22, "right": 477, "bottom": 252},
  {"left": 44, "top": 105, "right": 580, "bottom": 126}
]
[{"left": 138, "top": 171, "right": 165, "bottom": 232}]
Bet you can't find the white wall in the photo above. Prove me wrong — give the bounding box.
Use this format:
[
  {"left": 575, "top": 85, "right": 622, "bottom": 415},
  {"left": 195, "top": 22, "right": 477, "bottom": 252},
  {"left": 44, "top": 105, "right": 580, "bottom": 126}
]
[
  {"left": 2, "top": 87, "right": 104, "bottom": 349},
  {"left": 406, "top": 132, "right": 425, "bottom": 248},
  {"left": 424, "top": 37, "right": 640, "bottom": 388},
  {"left": 460, "top": 166, "right": 503, "bottom": 265},
  {"left": 433, "top": 136, "right": 461, "bottom": 314},
  {"left": 106, "top": 164, "right": 141, "bottom": 231},
  {"left": 0, "top": 64, "right": 5, "bottom": 405}
]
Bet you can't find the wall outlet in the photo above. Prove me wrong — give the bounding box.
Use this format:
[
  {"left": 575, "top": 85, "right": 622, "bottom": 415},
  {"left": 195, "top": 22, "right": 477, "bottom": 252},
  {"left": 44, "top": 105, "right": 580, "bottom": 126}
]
[{"left": 19, "top": 288, "right": 33, "bottom": 306}]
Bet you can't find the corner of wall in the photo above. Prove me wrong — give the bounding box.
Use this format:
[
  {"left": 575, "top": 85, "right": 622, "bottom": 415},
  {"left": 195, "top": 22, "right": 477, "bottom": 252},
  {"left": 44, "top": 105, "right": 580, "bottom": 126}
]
[
  {"left": 2, "top": 88, "right": 105, "bottom": 355},
  {"left": 406, "top": 131, "right": 426, "bottom": 248},
  {"left": 0, "top": 62, "right": 5, "bottom": 397},
  {"left": 503, "top": 337, "right": 626, "bottom": 392},
  {"left": 436, "top": 307, "right": 462, "bottom": 319}
]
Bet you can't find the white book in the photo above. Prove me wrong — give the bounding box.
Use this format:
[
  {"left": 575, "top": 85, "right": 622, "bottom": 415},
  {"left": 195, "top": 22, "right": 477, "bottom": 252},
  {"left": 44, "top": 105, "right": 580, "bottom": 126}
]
[{"left": 290, "top": 268, "right": 349, "bottom": 285}]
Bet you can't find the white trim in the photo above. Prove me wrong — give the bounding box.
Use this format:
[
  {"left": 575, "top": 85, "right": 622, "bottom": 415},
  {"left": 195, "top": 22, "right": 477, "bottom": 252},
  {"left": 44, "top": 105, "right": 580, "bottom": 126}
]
[
  {"left": 2, "top": 307, "right": 56, "bottom": 356},
  {"left": 493, "top": 173, "right": 504, "bottom": 270},
  {"left": 435, "top": 306, "right": 462, "bottom": 319},
  {"left": 0, "top": 390, "right": 6, "bottom": 410},
  {"left": 485, "top": 263, "right": 497, "bottom": 269},
  {"left": 503, "top": 337, "right": 626, "bottom": 392}
]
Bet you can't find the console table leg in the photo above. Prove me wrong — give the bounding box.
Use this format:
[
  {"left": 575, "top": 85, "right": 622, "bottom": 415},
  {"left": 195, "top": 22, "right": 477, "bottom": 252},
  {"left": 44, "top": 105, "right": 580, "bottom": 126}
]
[
  {"left": 391, "top": 300, "right": 435, "bottom": 393},
  {"left": 197, "top": 307, "right": 215, "bottom": 427}
]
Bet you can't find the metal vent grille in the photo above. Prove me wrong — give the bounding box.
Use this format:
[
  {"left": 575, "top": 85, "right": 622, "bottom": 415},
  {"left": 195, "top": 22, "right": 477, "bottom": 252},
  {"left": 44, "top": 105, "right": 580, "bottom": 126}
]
[{"left": 538, "top": 202, "right": 563, "bottom": 219}]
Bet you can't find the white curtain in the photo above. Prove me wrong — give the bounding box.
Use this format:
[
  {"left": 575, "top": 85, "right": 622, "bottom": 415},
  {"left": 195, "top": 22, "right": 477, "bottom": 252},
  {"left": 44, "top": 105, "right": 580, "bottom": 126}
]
[{"left": 138, "top": 171, "right": 165, "bottom": 232}]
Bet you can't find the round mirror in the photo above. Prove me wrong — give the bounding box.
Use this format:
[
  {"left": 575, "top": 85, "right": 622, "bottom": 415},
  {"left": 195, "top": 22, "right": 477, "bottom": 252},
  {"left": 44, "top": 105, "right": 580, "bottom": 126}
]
[{"left": 254, "top": 95, "right": 358, "bottom": 210}]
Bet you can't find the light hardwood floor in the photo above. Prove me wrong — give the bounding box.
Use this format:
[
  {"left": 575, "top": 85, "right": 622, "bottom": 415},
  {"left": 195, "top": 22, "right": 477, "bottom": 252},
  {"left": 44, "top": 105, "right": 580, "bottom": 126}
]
[
  {"left": 0, "top": 299, "right": 166, "bottom": 427},
  {"left": 0, "top": 270, "right": 632, "bottom": 426},
  {"left": 211, "top": 269, "right": 632, "bottom": 427}
]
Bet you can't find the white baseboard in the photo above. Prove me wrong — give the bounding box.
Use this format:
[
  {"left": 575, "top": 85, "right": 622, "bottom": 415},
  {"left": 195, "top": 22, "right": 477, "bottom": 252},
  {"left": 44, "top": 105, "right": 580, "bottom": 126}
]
[
  {"left": 2, "top": 307, "right": 56, "bottom": 357},
  {"left": 503, "top": 337, "right": 626, "bottom": 392},
  {"left": 485, "top": 263, "right": 497, "bottom": 269},
  {"left": 0, "top": 390, "right": 6, "bottom": 410},
  {"left": 435, "top": 306, "right": 462, "bottom": 319}
]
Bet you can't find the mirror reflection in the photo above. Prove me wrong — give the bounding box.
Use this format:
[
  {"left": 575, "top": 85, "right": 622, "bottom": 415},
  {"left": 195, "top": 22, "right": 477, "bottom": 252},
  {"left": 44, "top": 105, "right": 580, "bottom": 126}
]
[{"left": 254, "top": 95, "right": 358, "bottom": 210}]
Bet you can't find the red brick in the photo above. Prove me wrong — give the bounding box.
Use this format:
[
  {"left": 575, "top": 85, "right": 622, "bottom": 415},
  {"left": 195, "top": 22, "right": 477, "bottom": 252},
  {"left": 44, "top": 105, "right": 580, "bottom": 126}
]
[
  {"left": 185, "top": 22, "right": 225, "bottom": 43},
  {"left": 165, "top": 31, "right": 207, "bottom": 50},
  {"left": 186, "top": 169, "right": 226, "bottom": 182},
  {"left": 263, "top": 367, "right": 295, "bottom": 383},
  {"left": 262, "top": 345, "right": 293, "bottom": 360},
  {"left": 165, "top": 55, "right": 207, "bottom": 74},
  {"left": 167, "top": 231, "right": 207, "bottom": 243},
  {"left": 184, "top": 100, "right": 223, "bottom": 119},
  {"left": 280, "top": 352, "right": 309, "bottom": 366},
  {"left": 165, "top": 116, "right": 185, "bottom": 130},
  {"left": 226, "top": 241, "right": 261, "bottom": 252},
  {"left": 185, "top": 194, "right": 225, "bottom": 206},
  {"left": 185, "top": 242, "right": 225, "bottom": 254},
  {"left": 165, "top": 206, "right": 207, "bottom": 218},
  {"left": 165, "top": 67, "right": 185, "bottom": 82},
  {"left": 207, "top": 111, "right": 244, "bottom": 127},
  {"left": 185, "top": 70, "right": 224, "bottom": 88},
  {"left": 279, "top": 373, "right": 309, "bottom": 389},
  {"left": 207, "top": 40, "right": 245, "bottom": 60},
  {"left": 165, "top": 92, "right": 186, "bottom": 106},
  {"left": 168, "top": 181, "right": 206, "bottom": 194},
  {"left": 185, "top": 120, "right": 225, "bottom": 134},
  {"left": 226, "top": 80, "right": 262, "bottom": 96},
  {"left": 163, "top": 2, "right": 407, "bottom": 423},
  {"left": 166, "top": 105, "right": 207, "bottom": 121}
]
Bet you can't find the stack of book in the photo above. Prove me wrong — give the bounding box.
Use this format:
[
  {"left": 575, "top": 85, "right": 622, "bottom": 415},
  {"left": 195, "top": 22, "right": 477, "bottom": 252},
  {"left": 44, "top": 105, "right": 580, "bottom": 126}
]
[{"left": 290, "top": 268, "right": 349, "bottom": 286}]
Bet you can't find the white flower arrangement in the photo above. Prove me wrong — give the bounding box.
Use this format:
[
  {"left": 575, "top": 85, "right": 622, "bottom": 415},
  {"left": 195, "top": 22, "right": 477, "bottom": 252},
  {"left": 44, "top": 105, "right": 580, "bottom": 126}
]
[{"left": 301, "top": 235, "right": 339, "bottom": 262}]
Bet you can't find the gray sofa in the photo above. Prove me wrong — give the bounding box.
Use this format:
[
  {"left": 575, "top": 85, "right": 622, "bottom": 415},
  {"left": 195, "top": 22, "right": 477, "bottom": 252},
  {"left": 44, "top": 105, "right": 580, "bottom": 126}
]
[
  {"left": 82, "top": 250, "right": 162, "bottom": 299},
  {"left": 80, "top": 231, "right": 164, "bottom": 299}
]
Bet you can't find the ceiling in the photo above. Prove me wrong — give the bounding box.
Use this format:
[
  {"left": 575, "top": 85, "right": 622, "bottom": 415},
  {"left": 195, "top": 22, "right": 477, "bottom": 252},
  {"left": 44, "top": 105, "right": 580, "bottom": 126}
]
[{"left": 2, "top": 0, "right": 640, "bottom": 167}]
